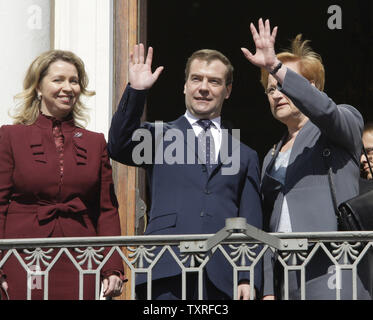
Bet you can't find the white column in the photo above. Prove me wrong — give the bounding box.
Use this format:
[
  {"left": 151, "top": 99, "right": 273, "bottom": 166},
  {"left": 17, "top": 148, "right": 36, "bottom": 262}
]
[
  {"left": 54, "top": 0, "right": 114, "bottom": 139},
  {"left": 0, "top": 0, "right": 51, "bottom": 125}
]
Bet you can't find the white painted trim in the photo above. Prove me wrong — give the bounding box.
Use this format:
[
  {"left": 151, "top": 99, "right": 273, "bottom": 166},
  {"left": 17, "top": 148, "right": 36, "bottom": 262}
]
[
  {"left": 54, "top": 0, "right": 113, "bottom": 139},
  {"left": 0, "top": 0, "right": 51, "bottom": 126}
]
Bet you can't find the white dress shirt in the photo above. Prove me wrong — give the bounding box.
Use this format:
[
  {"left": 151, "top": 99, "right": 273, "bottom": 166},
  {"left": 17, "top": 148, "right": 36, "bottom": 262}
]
[{"left": 184, "top": 110, "right": 222, "bottom": 162}]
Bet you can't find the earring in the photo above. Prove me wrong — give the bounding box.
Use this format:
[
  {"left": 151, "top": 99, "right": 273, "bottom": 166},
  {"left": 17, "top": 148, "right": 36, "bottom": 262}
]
[{"left": 37, "top": 92, "right": 42, "bottom": 101}]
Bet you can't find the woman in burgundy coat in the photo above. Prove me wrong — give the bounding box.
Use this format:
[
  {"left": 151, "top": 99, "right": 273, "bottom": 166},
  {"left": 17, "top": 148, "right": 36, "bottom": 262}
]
[{"left": 0, "top": 50, "right": 125, "bottom": 300}]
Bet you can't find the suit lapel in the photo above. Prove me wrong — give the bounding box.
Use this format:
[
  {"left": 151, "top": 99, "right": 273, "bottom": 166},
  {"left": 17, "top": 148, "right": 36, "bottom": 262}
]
[
  {"left": 264, "top": 133, "right": 287, "bottom": 176},
  {"left": 284, "top": 120, "right": 312, "bottom": 184},
  {"left": 286, "top": 120, "right": 312, "bottom": 165},
  {"left": 212, "top": 127, "right": 234, "bottom": 175},
  {"left": 172, "top": 116, "right": 202, "bottom": 165},
  {"left": 262, "top": 120, "right": 313, "bottom": 188},
  {"left": 170, "top": 117, "right": 243, "bottom": 178}
]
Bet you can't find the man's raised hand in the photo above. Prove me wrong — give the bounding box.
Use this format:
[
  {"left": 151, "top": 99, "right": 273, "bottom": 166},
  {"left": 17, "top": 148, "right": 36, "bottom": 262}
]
[{"left": 129, "top": 43, "right": 164, "bottom": 90}]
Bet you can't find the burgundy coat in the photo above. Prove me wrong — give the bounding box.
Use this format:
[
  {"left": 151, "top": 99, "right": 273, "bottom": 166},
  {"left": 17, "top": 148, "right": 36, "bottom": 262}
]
[{"left": 0, "top": 114, "right": 124, "bottom": 299}]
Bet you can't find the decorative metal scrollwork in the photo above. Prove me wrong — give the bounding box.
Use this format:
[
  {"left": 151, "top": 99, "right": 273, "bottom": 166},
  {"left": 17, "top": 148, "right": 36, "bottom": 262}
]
[
  {"left": 179, "top": 252, "right": 206, "bottom": 267},
  {"left": 279, "top": 250, "right": 308, "bottom": 266},
  {"left": 24, "top": 248, "right": 53, "bottom": 268},
  {"left": 331, "top": 242, "right": 361, "bottom": 264},
  {"left": 229, "top": 244, "right": 259, "bottom": 266},
  {"left": 128, "top": 245, "right": 156, "bottom": 268},
  {"left": 75, "top": 246, "right": 104, "bottom": 270}
]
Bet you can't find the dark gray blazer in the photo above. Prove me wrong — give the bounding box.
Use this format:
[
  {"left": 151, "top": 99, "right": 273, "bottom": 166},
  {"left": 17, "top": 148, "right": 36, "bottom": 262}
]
[{"left": 261, "top": 69, "right": 370, "bottom": 299}]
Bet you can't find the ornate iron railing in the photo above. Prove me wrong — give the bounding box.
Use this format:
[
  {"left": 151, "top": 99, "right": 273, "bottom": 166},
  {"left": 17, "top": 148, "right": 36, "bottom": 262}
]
[{"left": 0, "top": 218, "right": 372, "bottom": 300}]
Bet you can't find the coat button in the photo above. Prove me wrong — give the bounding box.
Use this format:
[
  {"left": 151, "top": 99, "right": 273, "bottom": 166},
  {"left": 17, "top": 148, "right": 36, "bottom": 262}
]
[
  {"left": 204, "top": 189, "right": 210, "bottom": 195},
  {"left": 200, "top": 211, "right": 204, "bottom": 217}
]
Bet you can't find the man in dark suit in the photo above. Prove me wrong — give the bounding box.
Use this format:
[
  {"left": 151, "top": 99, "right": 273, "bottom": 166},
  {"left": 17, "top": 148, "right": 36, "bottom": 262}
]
[{"left": 108, "top": 44, "right": 263, "bottom": 299}]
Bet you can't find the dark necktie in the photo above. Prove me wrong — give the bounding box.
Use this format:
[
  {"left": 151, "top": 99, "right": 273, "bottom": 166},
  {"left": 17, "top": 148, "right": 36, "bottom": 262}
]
[{"left": 197, "top": 119, "right": 216, "bottom": 171}]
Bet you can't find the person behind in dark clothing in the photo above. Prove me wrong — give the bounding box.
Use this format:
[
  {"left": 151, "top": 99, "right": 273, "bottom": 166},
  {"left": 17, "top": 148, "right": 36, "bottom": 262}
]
[{"left": 360, "top": 122, "right": 373, "bottom": 194}]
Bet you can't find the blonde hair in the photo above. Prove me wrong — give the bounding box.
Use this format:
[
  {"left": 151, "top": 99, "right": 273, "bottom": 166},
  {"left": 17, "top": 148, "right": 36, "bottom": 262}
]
[
  {"left": 12, "top": 50, "right": 95, "bottom": 127},
  {"left": 260, "top": 34, "right": 325, "bottom": 91}
]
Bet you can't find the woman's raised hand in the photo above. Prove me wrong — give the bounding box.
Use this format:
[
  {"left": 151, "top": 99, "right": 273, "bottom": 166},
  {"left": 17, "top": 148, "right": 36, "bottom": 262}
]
[{"left": 241, "top": 18, "right": 279, "bottom": 72}]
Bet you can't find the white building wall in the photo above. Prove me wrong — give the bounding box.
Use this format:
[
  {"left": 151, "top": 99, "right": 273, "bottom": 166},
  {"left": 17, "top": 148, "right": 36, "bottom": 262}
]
[
  {"left": 0, "top": 0, "right": 114, "bottom": 139},
  {"left": 54, "top": 0, "right": 114, "bottom": 139},
  {"left": 0, "top": 0, "right": 51, "bottom": 125}
]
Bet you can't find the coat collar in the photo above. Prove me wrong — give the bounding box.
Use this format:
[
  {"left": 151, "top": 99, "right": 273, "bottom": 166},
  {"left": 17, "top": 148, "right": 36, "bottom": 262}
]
[
  {"left": 30, "top": 113, "right": 88, "bottom": 165},
  {"left": 264, "top": 119, "right": 313, "bottom": 177},
  {"left": 35, "top": 113, "right": 76, "bottom": 132}
]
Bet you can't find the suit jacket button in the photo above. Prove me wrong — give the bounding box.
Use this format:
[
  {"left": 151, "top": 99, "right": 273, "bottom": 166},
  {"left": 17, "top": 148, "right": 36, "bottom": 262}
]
[
  {"left": 205, "top": 189, "right": 210, "bottom": 195},
  {"left": 200, "top": 211, "right": 204, "bottom": 217}
]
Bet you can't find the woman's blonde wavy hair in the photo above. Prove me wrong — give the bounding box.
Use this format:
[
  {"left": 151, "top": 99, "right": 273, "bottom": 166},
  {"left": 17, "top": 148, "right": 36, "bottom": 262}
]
[
  {"left": 12, "top": 50, "right": 95, "bottom": 127},
  {"left": 260, "top": 34, "right": 325, "bottom": 92}
]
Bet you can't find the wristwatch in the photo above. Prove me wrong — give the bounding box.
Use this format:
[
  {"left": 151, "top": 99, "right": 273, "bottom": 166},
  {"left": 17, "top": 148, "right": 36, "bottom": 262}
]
[{"left": 269, "top": 62, "right": 283, "bottom": 75}]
